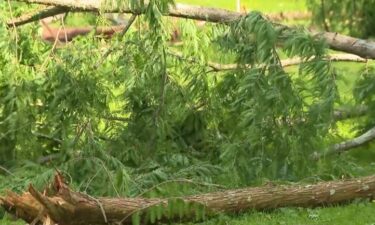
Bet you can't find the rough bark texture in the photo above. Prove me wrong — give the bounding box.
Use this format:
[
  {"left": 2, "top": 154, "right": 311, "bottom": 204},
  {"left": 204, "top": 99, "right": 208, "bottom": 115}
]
[
  {"left": 1, "top": 174, "right": 375, "bottom": 225},
  {"left": 312, "top": 123, "right": 375, "bottom": 159},
  {"left": 319, "top": 32, "right": 375, "bottom": 59},
  {"left": 328, "top": 126, "right": 375, "bottom": 155},
  {"left": 11, "top": 0, "right": 375, "bottom": 59}
]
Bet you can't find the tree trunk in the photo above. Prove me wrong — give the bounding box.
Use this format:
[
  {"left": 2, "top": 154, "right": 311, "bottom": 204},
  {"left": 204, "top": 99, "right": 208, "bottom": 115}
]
[{"left": 1, "top": 174, "right": 375, "bottom": 225}]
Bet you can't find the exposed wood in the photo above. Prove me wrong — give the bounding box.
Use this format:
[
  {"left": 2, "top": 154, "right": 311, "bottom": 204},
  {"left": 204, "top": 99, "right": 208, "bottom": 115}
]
[
  {"left": 10, "top": 0, "right": 375, "bottom": 59},
  {"left": 1, "top": 173, "right": 375, "bottom": 225},
  {"left": 41, "top": 24, "right": 125, "bottom": 42}
]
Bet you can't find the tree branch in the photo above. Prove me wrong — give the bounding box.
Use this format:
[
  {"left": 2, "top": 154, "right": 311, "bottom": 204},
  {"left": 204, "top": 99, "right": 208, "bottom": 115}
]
[
  {"left": 333, "top": 105, "right": 369, "bottom": 121},
  {"left": 33, "top": 131, "right": 63, "bottom": 144},
  {"left": 0, "top": 165, "right": 13, "bottom": 176},
  {"left": 313, "top": 125, "right": 375, "bottom": 159},
  {"left": 36, "top": 153, "right": 62, "bottom": 164},
  {"left": 94, "top": 14, "right": 137, "bottom": 68},
  {"left": 9, "top": 0, "right": 375, "bottom": 59},
  {"left": 170, "top": 51, "right": 367, "bottom": 72},
  {"left": 6, "top": 4, "right": 310, "bottom": 29},
  {"left": 6, "top": 6, "right": 68, "bottom": 27}
]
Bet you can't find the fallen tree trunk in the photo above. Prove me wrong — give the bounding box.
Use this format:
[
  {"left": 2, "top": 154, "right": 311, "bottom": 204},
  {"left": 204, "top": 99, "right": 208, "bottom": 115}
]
[
  {"left": 10, "top": 0, "right": 375, "bottom": 59},
  {"left": 1, "top": 173, "right": 375, "bottom": 225}
]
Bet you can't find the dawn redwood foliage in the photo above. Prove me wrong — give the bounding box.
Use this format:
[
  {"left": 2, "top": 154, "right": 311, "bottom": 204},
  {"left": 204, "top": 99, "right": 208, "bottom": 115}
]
[{"left": 0, "top": 0, "right": 373, "bottom": 199}]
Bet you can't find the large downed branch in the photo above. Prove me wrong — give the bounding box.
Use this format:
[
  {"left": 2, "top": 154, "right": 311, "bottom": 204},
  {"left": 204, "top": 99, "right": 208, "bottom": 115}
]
[
  {"left": 6, "top": 5, "right": 311, "bottom": 28},
  {"left": 9, "top": 0, "right": 375, "bottom": 59},
  {"left": 1, "top": 173, "right": 375, "bottom": 225}
]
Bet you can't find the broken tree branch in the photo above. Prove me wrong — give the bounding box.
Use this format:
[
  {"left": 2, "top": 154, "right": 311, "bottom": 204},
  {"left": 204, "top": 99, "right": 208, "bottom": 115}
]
[
  {"left": 6, "top": 4, "right": 310, "bottom": 28},
  {"left": 313, "top": 125, "right": 375, "bottom": 159},
  {"left": 1, "top": 173, "right": 375, "bottom": 225},
  {"left": 6, "top": 6, "right": 68, "bottom": 27},
  {"left": 9, "top": 0, "right": 375, "bottom": 59}
]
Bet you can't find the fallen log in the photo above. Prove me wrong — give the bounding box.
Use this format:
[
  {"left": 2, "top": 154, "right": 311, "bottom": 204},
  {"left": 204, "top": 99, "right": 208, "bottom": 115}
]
[{"left": 1, "top": 173, "right": 375, "bottom": 225}]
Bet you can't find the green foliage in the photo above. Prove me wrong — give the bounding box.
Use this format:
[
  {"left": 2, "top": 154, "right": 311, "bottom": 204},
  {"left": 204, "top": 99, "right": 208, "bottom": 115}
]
[
  {"left": 0, "top": 0, "right": 341, "bottom": 189},
  {"left": 0, "top": 0, "right": 371, "bottom": 215},
  {"left": 353, "top": 66, "right": 375, "bottom": 131},
  {"left": 307, "top": 0, "right": 375, "bottom": 38},
  {"left": 215, "top": 12, "right": 337, "bottom": 183},
  {"left": 1, "top": 0, "right": 375, "bottom": 224}
]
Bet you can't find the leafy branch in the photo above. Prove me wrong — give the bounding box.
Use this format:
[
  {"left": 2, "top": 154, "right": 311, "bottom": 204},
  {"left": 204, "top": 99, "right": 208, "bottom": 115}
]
[{"left": 7, "top": 0, "right": 375, "bottom": 59}]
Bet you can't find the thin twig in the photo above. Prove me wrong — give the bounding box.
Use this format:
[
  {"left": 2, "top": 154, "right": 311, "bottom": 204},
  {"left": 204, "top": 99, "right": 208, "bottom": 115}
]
[
  {"left": 0, "top": 165, "right": 13, "bottom": 176},
  {"left": 94, "top": 14, "right": 137, "bottom": 69},
  {"left": 33, "top": 132, "right": 63, "bottom": 144},
  {"left": 39, "top": 22, "right": 63, "bottom": 72},
  {"left": 136, "top": 179, "right": 226, "bottom": 197}
]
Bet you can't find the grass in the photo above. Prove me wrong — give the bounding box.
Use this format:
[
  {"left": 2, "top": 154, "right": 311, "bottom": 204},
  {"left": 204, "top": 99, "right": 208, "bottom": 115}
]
[
  {"left": 177, "top": 0, "right": 306, "bottom": 12},
  {"left": 189, "top": 202, "right": 375, "bottom": 225}
]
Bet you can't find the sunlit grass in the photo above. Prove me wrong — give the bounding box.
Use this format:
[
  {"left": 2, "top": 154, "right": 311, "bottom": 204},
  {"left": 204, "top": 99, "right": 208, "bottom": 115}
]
[
  {"left": 190, "top": 202, "right": 375, "bottom": 225},
  {"left": 177, "top": 0, "right": 306, "bottom": 12}
]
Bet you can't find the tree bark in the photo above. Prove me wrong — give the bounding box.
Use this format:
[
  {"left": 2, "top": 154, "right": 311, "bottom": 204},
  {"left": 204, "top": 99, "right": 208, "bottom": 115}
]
[
  {"left": 313, "top": 125, "right": 375, "bottom": 159},
  {"left": 10, "top": 0, "right": 375, "bottom": 59},
  {"left": 1, "top": 173, "right": 375, "bottom": 225},
  {"left": 6, "top": 6, "right": 69, "bottom": 27}
]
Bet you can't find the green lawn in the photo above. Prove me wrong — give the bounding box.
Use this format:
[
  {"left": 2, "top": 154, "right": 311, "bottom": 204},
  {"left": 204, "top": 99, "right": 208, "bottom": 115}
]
[
  {"left": 189, "top": 202, "right": 375, "bottom": 225},
  {"left": 177, "top": 0, "right": 306, "bottom": 12}
]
